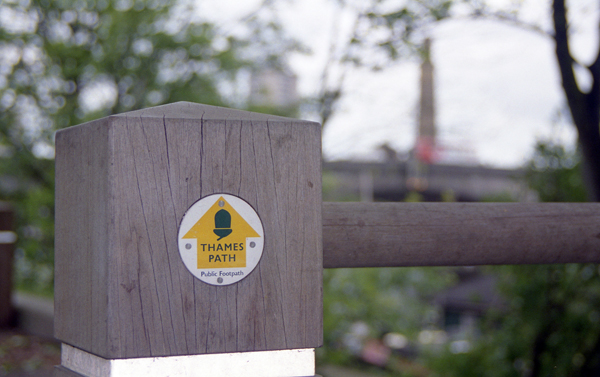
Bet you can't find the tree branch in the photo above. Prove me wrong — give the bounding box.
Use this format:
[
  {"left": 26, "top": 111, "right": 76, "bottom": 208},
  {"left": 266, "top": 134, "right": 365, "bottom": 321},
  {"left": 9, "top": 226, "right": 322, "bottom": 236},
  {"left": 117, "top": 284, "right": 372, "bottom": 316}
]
[
  {"left": 587, "top": 7, "right": 600, "bottom": 129},
  {"left": 553, "top": 0, "right": 600, "bottom": 201},
  {"left": 552, "top": 0, "right": 587, "bottom": 128},
  {"left": 470, "top": 11, "right": 551, "bottom": 37}
]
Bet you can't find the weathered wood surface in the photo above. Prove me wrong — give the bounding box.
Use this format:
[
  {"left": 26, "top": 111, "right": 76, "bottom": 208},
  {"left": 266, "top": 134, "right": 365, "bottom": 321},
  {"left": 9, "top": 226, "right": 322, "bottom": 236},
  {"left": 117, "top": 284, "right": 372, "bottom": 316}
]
[
  {"left": 0, "top": 202, "right": 14, "bottom": 328},
  {"left": 55, "top": 102, "right": 322, "bottom": 359},
  {"left": 323, "top": 202, "right": 600, "bottom": 268},
  {"left": 55, "top": 118, "right": 110, "bottom": 353}
]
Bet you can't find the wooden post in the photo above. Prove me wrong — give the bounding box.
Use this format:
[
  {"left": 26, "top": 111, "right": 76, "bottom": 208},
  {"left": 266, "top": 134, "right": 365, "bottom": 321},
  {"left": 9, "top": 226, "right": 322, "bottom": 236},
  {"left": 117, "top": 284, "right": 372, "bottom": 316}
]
[
  {"left": 54, "top": 102, "right": 322, "bottom": 377},
  {"left": 0, "top": 202, "right": 15, "bottom": 328}
]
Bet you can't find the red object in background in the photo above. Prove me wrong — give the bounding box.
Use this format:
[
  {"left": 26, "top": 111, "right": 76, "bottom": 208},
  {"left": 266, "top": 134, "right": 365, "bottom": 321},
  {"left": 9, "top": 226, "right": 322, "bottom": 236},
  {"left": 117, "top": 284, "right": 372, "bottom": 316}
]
[
  {"left": 416, "top": 136, "right": 437, "bottom": 164},
  {"left": 361, "top": 339, "right": 391, "bottom": 367}
]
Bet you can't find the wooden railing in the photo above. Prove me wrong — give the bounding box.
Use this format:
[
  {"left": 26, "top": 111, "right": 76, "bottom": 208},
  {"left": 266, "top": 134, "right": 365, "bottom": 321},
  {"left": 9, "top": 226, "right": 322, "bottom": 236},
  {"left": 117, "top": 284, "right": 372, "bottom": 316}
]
[{"left": 323, "top": 202, "right": 600, "bottom": 268}]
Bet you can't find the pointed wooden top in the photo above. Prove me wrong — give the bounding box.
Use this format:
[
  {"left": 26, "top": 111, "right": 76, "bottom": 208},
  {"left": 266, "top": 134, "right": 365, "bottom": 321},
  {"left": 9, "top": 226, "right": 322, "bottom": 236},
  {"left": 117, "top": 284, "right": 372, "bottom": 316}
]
[{"left": 113, "top": 101, "right": 309, "bottom": 123}]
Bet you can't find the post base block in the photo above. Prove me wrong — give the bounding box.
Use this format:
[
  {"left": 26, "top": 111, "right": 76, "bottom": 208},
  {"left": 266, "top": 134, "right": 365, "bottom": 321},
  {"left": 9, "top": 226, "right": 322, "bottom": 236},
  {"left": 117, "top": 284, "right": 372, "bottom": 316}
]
[{"left": 57, "top": 344, "right": 316, "bottom": 377}]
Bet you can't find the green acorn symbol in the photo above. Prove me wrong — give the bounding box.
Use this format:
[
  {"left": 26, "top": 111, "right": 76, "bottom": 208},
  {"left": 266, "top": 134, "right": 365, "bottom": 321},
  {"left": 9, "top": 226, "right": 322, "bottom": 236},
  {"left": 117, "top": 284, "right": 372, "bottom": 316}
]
[{"left": 213, "top": 209, "right": 232, "bottom": 241}]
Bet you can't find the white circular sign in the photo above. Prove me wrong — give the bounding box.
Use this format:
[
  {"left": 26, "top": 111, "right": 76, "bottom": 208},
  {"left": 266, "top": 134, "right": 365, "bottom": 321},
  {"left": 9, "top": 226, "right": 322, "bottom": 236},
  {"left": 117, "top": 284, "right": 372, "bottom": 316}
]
[{"left": 177, "top": 194, "right": 264, "bottom": 286}]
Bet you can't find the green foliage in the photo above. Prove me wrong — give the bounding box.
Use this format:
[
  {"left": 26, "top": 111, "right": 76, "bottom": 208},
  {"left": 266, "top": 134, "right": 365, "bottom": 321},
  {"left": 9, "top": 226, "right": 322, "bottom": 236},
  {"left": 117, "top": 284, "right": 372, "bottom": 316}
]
[
  {"left": 0, "top": 0, "right": 297, "bottom": 294},
  {"left": 320, "top": 267, "right": 455, "bottom": 366},
  {"left": 498, "top": 264, "right": 600, "bottom": 377},
  {"left": 480, "top": 192, "right": 517, "bottom": 202},
  {"left": 347, "top": 0, "right": 453, "bottom": 68},
  {"left": 428, "top": 264, "right": 600, "bottom": 377},
  {"left": 403, "top": 191, "right": 424, "bottom": 202},
  {"left": 322, "top": 171, "right": 361, "bottom": 202},
  {"left": 526, "top": 141, "right": 587, "bottom": 202}
]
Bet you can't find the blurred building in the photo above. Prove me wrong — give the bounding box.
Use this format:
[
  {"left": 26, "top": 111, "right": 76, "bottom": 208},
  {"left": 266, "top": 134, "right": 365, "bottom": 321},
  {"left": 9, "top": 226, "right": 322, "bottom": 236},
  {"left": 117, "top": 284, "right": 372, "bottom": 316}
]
[
  {"left": 249, "top": 68, "right": 299, "bottom": 109},
  {"left": 323, "top": 160, "right": 532, "bottom": 202},
  {"left": 432, "top": 268, "right": 505, "bottom": 338}
]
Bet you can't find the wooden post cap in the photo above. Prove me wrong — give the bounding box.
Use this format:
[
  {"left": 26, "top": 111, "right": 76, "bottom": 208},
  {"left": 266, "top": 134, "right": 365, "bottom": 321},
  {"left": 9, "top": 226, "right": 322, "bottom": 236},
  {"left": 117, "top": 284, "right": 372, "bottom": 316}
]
[{"left": 54, "top": 102, "right": 323, "bottom": 359}]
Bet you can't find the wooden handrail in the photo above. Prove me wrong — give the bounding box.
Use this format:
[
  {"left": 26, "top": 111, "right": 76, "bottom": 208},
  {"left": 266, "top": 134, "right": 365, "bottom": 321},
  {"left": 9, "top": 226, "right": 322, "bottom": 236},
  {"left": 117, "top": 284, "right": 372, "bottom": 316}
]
[{"left": 323, "top": 202, "right": 600, "bottom": 268}]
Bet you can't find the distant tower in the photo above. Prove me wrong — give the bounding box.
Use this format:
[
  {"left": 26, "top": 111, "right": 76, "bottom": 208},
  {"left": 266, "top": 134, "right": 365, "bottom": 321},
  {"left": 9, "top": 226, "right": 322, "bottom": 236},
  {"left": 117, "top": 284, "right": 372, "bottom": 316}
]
[{"left": 416, "top": 38, "right": 437, "bottom": 164}]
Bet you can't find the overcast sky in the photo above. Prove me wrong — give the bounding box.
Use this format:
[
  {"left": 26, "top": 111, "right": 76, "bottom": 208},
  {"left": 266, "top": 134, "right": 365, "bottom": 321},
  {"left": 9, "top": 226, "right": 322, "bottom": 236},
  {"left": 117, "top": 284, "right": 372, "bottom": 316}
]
[
  {"left": 319, "top": 17, "right": 577, "bottom": 167},
  {"left": 202, "top": 0, "right": 597, "bottom": 168}
]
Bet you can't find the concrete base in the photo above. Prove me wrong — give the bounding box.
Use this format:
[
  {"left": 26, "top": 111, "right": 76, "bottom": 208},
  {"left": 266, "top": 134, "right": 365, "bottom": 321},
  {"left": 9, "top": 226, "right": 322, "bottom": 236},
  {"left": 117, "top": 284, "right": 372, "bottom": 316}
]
[
  {"left": 55, "top": 365, "right": 86, "bottom": 376},
  {"left": 58, "top": 344, "right": 316, "bottom": 377}
]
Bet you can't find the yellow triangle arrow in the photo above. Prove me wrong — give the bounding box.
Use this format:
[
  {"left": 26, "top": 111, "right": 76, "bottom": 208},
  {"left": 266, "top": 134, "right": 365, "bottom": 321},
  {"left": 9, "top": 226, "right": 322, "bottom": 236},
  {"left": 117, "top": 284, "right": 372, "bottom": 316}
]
[{"left": 183, "top": 196, "right": 259, "bottom": 268}]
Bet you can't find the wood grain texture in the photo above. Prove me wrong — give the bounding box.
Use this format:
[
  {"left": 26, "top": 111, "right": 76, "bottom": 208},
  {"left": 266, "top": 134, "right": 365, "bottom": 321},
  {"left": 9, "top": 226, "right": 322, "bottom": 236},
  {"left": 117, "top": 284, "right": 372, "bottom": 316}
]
[
  {"left": 55, "top": 119, "right": 110, "bottom": 353},
  {"left": 54, "top": 102, "right": 322, "bottom": 359},
  {"left": 0, "top": 203, "right": 14, "bottom": 327},
  {"left": 323, "top": 202, "right": 600, "bottom": 268}
]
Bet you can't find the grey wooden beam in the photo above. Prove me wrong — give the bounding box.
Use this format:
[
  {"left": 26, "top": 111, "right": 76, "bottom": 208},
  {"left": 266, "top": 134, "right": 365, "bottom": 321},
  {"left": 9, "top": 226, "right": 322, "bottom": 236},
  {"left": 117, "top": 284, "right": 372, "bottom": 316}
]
[{"left": 323, "top": 202, "right": 600, "bottom": 268}]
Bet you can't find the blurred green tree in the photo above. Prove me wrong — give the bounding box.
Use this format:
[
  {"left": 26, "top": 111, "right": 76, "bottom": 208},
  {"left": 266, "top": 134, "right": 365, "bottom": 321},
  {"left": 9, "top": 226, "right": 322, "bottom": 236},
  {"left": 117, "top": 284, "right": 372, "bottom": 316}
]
[
  {"left": 320, "top": 266, "right": 455, "bottom": 372},
  {"left": 428, "top": 263, "right": 600, "bottom": 377},
  {"left": 0, "top": 0, "right": 299, "bottom": 294},
  {"left": 526, "top": 141, "right": 587, "bottom": 203}
]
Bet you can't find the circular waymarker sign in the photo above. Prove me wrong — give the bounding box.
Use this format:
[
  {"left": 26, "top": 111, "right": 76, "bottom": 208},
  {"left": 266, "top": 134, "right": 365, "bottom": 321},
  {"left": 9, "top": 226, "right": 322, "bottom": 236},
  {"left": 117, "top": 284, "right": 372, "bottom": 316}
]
[{"left": 177, "top": 194, "right": 264, "bottom": 286}]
